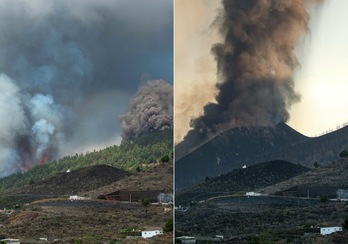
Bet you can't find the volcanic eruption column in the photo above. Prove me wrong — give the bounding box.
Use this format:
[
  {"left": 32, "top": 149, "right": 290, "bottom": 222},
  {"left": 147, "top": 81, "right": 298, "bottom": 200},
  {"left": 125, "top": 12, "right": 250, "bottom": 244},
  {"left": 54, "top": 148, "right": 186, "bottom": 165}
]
[
  {"left": 119, "top": 80, "right": 173, "bottom": 141},
  {"left": 183, "top": 0, "right": 319, "bottom": 149}
]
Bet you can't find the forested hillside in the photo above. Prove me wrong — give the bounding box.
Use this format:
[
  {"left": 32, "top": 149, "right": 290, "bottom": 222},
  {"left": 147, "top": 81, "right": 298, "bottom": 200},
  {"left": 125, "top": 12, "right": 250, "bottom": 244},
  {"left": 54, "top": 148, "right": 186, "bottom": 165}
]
[{"left": 0, "top": 129, "right": 173, "bottom": 192}]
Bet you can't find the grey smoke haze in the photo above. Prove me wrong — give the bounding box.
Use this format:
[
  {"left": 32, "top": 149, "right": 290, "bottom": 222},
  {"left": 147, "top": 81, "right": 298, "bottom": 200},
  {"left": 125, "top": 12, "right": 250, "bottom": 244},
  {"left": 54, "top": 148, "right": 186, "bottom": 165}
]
[
  {"left": 0, "top": 0, "right": 173, "bottom": 176},
  {"left": 181, "top": 0, "right": 318, "bottom": 151},
  {"left": 120, "top": 80, "right": 173, "bottom": 140}
]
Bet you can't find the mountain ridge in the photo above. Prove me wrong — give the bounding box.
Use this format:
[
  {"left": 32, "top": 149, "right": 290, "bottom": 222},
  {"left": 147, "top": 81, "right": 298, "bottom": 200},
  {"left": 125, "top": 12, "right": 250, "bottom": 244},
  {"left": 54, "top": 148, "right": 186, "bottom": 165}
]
[{"left": 176, "top": 123, "right": 348, "bottom": 190}]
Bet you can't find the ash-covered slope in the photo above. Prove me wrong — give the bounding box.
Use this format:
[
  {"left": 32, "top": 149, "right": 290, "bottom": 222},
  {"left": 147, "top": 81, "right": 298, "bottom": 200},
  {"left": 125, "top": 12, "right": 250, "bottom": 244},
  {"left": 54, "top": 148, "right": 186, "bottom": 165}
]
[
  {"left": 176, "top": 123, "right": 348, "bottom": 190},
  {"left": 176, "top": 122, "right": 309, "bottom": 190},
  {"left": 14, "top": 165, "right": 131, "bottom": 196},
  {"left": 253, "top": 125, "right": 348, "bottom": 168},
  {"left": 193, "top": 160, "right": 310, "bottom": 193},
  {"left": 176, "top": 160, "right": 310, "bottom": 205},
  {"left": 260, "top": 157, "right": 348, "bottom": 195}
]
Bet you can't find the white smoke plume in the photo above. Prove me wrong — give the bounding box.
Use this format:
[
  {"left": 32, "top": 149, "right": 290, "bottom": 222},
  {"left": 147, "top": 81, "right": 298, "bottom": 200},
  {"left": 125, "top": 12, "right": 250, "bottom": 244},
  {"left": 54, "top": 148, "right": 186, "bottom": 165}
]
[{"left": 0, "top": 74, "right": 28, "bottom": 173}]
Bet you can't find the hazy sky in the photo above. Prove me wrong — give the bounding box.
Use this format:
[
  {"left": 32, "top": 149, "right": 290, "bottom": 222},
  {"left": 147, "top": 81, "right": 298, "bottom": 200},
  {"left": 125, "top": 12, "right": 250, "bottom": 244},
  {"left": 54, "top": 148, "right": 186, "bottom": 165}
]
[
  {"left": 175, "top": 0, "right": 221, "bottom": 143},
  {"left": 175, "top": 0, "right": 348, "bottom": 142},
  {"left": 289, "top": 0, "right": 348, "bottom": 136}
]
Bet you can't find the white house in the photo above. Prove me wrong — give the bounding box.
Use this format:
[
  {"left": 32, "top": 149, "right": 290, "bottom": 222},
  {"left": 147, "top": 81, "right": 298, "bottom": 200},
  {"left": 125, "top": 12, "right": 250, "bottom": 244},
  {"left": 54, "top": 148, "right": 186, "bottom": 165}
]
[
  {"left": 141, "top": 227, "right": 163, "bottom": 238},
  {"left": 69, "top": 195, "right": 91, "bottom": 200},
  {"left": 246, "top": 192, "right": 262, "bottom": 196},
  {"left": 215, "top": 235, "right": 224, "bottom": 240},
  {"left": 320, "top": 226, "right": 343, "bottom": 235}
]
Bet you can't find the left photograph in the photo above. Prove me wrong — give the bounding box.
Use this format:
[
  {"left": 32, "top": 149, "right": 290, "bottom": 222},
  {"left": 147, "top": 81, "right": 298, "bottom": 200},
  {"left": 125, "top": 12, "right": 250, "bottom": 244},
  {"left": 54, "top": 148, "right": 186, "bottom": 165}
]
[{"left": 0, "top": 0, "right": 173, "bottom": 242}]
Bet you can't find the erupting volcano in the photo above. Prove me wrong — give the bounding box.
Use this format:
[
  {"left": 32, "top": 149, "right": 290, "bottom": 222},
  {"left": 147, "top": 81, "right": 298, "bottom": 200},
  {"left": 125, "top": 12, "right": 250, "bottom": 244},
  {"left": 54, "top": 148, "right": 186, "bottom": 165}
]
[
  {"left": 0, "top": 0, "right": 173, "bottom": 177},
  {"left": 178, "top": 0, "right": 321, "bottom": 157}
]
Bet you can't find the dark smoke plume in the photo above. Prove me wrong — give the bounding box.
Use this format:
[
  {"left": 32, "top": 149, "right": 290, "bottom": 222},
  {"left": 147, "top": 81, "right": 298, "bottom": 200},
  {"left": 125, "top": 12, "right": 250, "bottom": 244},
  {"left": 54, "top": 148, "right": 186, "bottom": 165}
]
[
  {"left": 0, "top": 0, "right": 172, "bottom": 177},
  {"left": 181, "top": 0, "right": 317, "bottom": 152},
  {"left": 120, "top": 80, "right": 173, "bottom": 140}
]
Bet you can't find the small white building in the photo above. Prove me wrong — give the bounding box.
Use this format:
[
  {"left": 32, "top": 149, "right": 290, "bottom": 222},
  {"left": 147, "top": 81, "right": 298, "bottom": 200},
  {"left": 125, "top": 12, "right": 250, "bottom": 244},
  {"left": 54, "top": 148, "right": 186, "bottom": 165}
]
[
  {"left": 320, "top": 226, "right": 343, "bottom": 235},
  {"left": 175, "top": 236, "right": 196, "bottom": 243},
  {"left": 69, "top": 195, "right": 91, "bottom": 200},
  {"left": 215, "top": 235, "right": 224, "bottom": 240},
  {"left": 141, "top": 227, "right": 163, "bottom": 238},
  {"left": 246, "top": 192, "right": 262, "bottom": 196},
  {"left": 0, "top": 239, "right": 20, "bottom": 244}
]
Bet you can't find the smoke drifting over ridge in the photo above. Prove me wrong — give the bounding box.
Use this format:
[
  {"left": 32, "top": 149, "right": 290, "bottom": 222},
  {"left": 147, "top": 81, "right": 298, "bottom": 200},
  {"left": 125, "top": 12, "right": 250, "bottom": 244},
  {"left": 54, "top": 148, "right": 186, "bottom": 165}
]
[
  {"left": 120, "top": 80, "right": 173, "bottom": 140},
  {"left": 0, "top": 0, "right": 172, "bottom": 177},
  {"left": 182, "top": 0, "right": 318, "bottom": 151}
]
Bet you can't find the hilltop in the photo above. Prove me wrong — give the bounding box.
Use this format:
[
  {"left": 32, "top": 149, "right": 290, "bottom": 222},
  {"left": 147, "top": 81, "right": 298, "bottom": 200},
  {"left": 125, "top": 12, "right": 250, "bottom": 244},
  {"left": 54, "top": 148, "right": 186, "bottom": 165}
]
[{"left": 175, "top": 122, "right": 308, "bottom": 160}]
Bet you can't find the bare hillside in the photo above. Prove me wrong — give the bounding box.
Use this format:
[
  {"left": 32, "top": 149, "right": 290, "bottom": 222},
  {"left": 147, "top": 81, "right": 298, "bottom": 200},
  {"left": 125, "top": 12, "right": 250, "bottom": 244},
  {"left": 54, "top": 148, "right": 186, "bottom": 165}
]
[{"left": 259, "top": 158, "right": 348, "bottom": 194}]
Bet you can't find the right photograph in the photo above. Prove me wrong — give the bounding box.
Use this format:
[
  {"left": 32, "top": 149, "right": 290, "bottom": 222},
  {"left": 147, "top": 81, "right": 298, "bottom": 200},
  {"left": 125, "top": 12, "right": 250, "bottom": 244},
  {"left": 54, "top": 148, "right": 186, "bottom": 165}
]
[{"left": 175, "top": 0, "right": 348, "bottom": 243}]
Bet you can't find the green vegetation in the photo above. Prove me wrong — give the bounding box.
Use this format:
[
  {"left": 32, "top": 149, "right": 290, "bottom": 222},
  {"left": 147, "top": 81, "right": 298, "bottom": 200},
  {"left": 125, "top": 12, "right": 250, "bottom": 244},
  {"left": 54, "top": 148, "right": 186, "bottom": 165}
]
[
  {"left": 249, "top": 231, "right": 275, "bottom": 244},
  {"left": 0, "top": 129, "right": 172, "bottom": 192},
  {"left": 141, "top": 198, "right": 151, "bottom": 214},
  {"left": 76, "top": 234, "right": 102, "bottom": 243},
  {"left": 135, "top": 165, "right": 142, "bottom": 173},
  {"left": 340, "top": 150, "right": 348, "bottom": 158},
  {"left": 29, "top": 178, "right": 35, "bottom": 185},
  {"left": 343, "top": 215, "right": 348, "bottom": 231},
  {"left": 320, "top": 195, "right": 329, "bottom": 205},
  {"left": 161, "top": 154, "right": 170, "bottom": 163},
  {"left": 163, "top": 217, "right": 173, "bottom": 233}
]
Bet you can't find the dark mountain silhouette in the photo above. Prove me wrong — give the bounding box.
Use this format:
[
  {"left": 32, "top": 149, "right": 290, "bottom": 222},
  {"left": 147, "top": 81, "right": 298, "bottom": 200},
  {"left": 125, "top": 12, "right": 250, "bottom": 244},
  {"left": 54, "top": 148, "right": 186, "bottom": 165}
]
[
  {"left": 176, "top": 123, "right": 348, "bottom": 190},
  {"left": 175, "top": 122, "right": 308, "bottom": 160}
]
